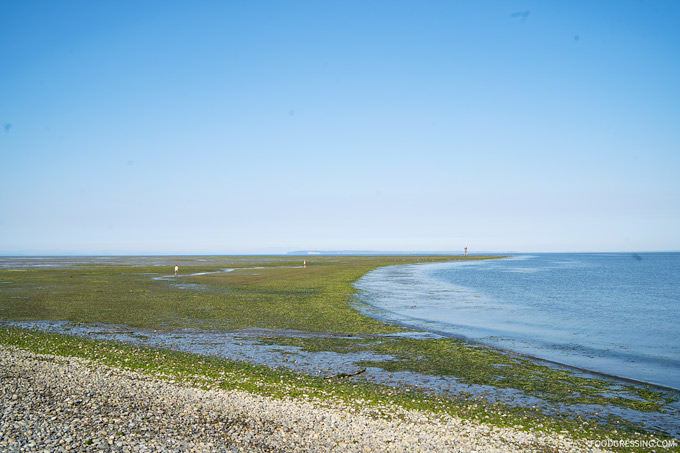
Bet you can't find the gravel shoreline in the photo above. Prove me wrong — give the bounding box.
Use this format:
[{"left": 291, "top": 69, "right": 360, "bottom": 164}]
[{"left": 1, "top": 345, "right": 603, "bottom": 452}]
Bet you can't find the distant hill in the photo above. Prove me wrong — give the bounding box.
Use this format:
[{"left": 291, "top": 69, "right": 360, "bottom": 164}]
[{"left": 286, "top": 250, "right": 490, "bottom": 256}]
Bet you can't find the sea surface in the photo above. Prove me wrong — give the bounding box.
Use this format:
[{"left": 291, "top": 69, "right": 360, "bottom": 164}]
[{"left": 354, "top": 253, "right": 680, "bottom": 390}]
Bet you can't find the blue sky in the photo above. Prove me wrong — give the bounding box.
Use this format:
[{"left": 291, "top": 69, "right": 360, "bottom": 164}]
[{"left": 2, "top": 1, "right": 679, "bottom": 254}]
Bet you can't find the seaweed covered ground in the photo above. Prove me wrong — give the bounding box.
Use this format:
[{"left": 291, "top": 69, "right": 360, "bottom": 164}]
[{"left": 1, "top": 255, "right": 678, "bottom": 450}]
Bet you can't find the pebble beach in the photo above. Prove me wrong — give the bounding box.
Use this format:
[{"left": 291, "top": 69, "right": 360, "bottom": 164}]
[{"left": 0, "top": 345, "right": 603, "bottom": 452}]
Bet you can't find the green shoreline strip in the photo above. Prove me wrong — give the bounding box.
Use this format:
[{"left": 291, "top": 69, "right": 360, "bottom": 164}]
[{"left": 1, "top": 256, "right": 474, "bottom": 333}]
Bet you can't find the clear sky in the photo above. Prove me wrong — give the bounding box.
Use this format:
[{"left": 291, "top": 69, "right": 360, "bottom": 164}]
[{"left": 2, "top": 1, "right": 679, "bottom": 255}]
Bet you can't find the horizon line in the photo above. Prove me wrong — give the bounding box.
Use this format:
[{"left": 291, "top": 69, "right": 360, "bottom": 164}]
[{"left": 1, "top": 250, "right": 679, "bottom": 257}]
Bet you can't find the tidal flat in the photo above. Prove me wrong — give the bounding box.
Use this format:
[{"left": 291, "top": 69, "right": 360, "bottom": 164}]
[{"left": 1, "top": 255, "right": 679, "bottom": 449}]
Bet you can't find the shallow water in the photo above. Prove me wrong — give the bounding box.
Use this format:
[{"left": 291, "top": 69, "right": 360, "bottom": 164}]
[{"left": 353, "top": 253, "right": 680, "bottom": 391}]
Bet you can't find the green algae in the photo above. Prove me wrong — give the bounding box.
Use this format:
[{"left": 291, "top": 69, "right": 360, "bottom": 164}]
[
  {"left": 259, "top": 335, "right": 676, "bottom": 412},
  {"left": 0, "top": 255, "right": 478, "bottom": 333},
  {"left": 1, "top": 327, "right": 677, "bottom": 452}
]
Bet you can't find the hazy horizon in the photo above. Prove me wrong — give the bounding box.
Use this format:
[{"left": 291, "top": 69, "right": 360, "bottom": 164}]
[{"left": 2, "top": 249, "right": 678, "bottom": 258}]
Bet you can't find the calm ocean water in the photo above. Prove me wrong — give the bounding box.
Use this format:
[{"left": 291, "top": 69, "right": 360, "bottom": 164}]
[{"left": 354, "top": 253, "right": 680, "bottom": 390}]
